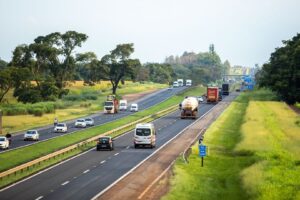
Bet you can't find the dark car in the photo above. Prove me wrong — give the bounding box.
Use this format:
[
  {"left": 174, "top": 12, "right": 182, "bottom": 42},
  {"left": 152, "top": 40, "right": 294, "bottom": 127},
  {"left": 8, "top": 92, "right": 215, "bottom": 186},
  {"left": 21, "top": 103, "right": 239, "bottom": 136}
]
[{"left": 96, "top": 136, "right": 114, "bottom": 151}]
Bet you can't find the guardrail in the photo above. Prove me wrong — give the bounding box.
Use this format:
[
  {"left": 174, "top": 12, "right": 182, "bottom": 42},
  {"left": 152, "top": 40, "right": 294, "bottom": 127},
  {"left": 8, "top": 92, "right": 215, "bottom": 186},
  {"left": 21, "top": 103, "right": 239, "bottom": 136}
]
[
  {"left": 182, "top": 128, "right": 206, "bottom": 163},
  {"left": 0, "top": 104, "right": 179, "bottom": 181}
]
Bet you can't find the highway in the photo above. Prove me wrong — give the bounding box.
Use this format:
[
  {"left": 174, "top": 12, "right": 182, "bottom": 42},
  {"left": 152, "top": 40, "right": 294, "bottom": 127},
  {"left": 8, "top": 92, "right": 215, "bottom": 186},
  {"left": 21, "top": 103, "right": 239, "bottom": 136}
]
[
  {"left": 0, "top": 93, "right": 237, "bottom": 200},
  {"left": 1, "top": 87, "right": 187, "bottom": 152}
]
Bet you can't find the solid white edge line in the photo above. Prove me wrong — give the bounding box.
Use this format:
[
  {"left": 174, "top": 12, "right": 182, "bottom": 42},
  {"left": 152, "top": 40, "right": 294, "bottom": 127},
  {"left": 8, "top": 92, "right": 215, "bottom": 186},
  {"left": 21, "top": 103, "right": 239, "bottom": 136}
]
[{"left": 91, "top": 105, "right": 217, "bottom": 200}]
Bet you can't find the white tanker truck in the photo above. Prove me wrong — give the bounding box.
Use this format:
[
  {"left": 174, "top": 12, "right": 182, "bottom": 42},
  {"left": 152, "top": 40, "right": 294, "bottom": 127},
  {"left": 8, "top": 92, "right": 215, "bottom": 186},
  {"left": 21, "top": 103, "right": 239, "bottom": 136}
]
[{"left": 179, "top": 96, "right": 199, "bottom": 119}]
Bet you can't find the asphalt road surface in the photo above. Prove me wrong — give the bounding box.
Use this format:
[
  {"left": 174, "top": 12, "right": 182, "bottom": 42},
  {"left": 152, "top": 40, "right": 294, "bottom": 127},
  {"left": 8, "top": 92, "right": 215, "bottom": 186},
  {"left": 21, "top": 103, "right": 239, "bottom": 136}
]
[
  {"left": 0, "top": 93, "right": 237, "bottom": 200},
  {"left": 1, "top": 87, "right": 187, "bottom": 152}
]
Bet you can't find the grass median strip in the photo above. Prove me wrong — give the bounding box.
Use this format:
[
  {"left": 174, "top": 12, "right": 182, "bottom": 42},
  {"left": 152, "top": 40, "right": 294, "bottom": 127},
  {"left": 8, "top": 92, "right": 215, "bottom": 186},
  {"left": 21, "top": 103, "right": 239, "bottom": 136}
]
[
  {"left": 0, "top": 86, "right": 205, "bottom": 188},
  {"left": 163, "top": 89, "right": 300, "bottom": 200}
]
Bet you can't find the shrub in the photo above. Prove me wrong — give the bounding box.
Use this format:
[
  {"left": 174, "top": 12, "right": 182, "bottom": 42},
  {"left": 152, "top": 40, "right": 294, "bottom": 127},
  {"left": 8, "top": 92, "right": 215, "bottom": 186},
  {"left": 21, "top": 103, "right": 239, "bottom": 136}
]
[{"left": 31, "top": 108, "right": 43, "bottom": 116}]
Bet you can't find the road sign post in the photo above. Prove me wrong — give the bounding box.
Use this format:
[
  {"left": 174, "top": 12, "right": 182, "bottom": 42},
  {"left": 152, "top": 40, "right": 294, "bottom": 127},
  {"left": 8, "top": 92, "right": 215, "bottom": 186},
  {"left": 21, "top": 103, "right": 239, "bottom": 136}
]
[{"left": 198, "top": 144, "right": 207, "bottom": 167}]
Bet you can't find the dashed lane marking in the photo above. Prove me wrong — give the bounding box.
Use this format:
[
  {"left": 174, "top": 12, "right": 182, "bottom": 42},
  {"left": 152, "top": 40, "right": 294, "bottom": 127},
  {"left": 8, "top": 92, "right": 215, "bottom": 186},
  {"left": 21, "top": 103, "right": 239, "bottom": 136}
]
[
  {"left": 35, "top": 196, "right": 43, "bottom": 200},
  {"left": 61, "top": 181, "right": 69, "bottom": 186},
  {"left": 83, "top": 169, "right": 90, "bottom": 174},
  {"left": 100, "top": 160, "right": 106, "bottom": 164}
]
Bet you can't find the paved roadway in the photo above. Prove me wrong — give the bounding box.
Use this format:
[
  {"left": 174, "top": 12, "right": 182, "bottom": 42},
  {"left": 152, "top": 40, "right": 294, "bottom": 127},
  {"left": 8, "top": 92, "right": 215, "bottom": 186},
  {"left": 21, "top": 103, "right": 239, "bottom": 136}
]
[
  {"left": 0, "top": 92, "right": 238, "bottom": 200},
  {"left": 1, "top": 87, "right": 187, "bottom": 152}
]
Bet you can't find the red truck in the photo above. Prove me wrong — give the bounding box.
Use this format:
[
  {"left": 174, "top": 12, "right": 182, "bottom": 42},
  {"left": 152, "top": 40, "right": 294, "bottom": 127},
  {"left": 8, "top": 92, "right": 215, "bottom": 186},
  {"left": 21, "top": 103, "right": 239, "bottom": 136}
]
[
  {"left": 206, "top": 87, "right": 219, "bottom": 103},
  {"left": 104, "top": 95, "right": 119, "bottom": 114}
]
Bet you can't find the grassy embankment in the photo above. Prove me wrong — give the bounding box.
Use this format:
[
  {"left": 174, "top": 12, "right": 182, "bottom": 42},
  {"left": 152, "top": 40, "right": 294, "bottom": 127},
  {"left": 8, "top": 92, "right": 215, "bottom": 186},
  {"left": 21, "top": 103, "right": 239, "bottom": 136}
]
[
  {"left": 1, "top": 81, "right": 166, "bottom": 134},
  {"left": 0, "top": 86, "right": 205, "bottom": 181},
  {"left": 163, "top": 89, "right": 300, "bottom": 200}
]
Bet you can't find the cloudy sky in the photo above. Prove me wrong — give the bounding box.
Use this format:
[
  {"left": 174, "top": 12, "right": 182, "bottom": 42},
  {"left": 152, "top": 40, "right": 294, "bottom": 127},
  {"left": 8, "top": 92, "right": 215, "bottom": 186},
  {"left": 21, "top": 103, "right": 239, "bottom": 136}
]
[{"left": 0, "top": 0, "right": 299, "bottom": 67}]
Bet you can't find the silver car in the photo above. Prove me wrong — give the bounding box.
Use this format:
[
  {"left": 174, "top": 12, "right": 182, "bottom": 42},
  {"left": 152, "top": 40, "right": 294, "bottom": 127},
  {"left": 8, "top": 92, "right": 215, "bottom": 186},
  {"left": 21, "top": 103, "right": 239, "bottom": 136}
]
[
  {"left": 24, "top": 130, "right": 39, "bottom": 141},
  {"left": 85, "top": 118, "right": 94, "bottom": 126}
]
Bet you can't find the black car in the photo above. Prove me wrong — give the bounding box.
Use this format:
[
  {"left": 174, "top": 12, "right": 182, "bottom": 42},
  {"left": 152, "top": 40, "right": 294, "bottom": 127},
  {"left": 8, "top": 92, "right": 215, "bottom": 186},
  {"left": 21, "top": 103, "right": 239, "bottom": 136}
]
[{"left": 96, "top": 136, "right": 114, "bottom": 151}]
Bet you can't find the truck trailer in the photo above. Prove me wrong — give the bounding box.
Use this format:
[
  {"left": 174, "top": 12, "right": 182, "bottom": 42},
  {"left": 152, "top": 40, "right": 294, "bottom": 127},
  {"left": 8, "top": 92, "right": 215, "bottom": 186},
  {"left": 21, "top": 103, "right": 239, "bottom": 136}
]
[
  {"left": 180, "top": 96, "right": 199, "bottom": 119},
  {"left": 222, "top": 83, "right": 229, "bottom": 95},
  {"left": 206, "top": 87, "right": 219, "bottom": 103},
  {"left": 104, "top": 95, "right": 119, "bottom": 114}
]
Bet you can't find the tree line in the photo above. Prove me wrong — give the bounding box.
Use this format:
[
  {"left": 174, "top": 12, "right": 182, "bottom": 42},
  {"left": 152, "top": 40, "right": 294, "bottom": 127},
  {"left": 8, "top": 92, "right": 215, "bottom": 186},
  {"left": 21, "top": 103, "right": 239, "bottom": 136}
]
[
  {"left": 164, "top": 44, "right": 231, "bottom": 85},
  {"left": 256, "top": 33, "right": 300, "bottom": 105},
  {"left": 0, "top": 31, "right": 178, "bottom": 103}
]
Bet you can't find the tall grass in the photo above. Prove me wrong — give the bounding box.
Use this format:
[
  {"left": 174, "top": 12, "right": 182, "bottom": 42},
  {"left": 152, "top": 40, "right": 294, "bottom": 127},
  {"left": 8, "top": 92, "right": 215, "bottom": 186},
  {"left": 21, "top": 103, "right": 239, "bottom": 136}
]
[{"left": 163, "top": 89, "right": 300, "bottom": 200}]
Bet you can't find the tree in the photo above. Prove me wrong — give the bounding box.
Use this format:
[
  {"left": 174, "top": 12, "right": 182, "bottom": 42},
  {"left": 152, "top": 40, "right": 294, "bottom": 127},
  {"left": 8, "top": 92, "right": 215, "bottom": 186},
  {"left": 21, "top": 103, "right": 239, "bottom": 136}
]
[
  {"left": 101, "top": 43, "right": 141, "bottom": 94},
  {"left": 0, "top": 68, "right": 14, "bottom": 103},
  {"left": 257, "top": 33, "right": 300, "bottom": 104},
  {"left": 0, "top": 58, "right": 8, "bottom": 70}
]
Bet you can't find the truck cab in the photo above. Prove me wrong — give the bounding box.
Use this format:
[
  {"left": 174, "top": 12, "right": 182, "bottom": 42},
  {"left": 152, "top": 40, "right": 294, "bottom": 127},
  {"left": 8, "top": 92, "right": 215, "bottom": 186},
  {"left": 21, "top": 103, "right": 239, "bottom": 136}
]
[{"left": 104, "top": 95, "right": 119, "bottom": 114}]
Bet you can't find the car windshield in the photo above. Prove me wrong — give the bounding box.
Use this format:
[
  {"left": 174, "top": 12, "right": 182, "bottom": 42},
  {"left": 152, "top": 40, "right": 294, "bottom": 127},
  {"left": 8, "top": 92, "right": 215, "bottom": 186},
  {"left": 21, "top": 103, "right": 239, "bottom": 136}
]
[
  {"left": 99, "top": 138, "right": 110, "bottom": 143},
  {"left": 120, "top": 103, "right": 126, "bottom": 106},
  {"left": 105, "top": 102, "right": 113, "bottom": 106},
  {"left": 136, "top": 128, "right": 151, "bottom": 136},
  {"left": 131, "top": 105, "right": 137, "bottom": 108},
  {"left": 0, "top": 138, "right": 5, "bottom": 141},
  {"left": 77, "top": 119, "right": 84, "bottom": 122},
  {"left": 57, "top": 124, "right": 65, "bottom": 127},
  {"left": 27, "top": 131, "right": 36, "bottom": 134},
  {"left": 85, "top": 119, "right": 92, "bottom": 121}
]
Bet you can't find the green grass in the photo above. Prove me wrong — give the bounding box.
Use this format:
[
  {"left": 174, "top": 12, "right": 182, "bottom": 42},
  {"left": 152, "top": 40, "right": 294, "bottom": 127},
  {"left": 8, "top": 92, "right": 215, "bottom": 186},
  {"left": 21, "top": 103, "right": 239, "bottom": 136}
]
[
  {"left": 163, "top": 88, "right": 300, "bottom": 200},
  {"left": 0, "top": 86, "right": 205, "bottom": 173}
]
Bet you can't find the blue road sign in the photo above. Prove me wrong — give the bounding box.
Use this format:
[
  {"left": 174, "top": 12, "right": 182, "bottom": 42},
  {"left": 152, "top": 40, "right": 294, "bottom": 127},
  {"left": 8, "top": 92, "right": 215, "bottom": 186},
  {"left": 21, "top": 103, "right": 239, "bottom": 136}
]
[{"left": 199, "top": 145, "right": 207, "bottom": 157}]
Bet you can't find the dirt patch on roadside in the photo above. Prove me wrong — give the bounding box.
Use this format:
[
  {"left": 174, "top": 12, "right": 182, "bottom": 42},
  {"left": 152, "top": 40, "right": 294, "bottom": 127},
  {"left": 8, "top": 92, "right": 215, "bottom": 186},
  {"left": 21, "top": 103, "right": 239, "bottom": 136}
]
[
  {"left": 97, "top": 99, "right": 234, "bottom": 200},
  {"left": 288, "top": 105, "right": 300, "bottom": 115},
  {"left": 122, "top": 89, "right": 158, "bottom": 102}
]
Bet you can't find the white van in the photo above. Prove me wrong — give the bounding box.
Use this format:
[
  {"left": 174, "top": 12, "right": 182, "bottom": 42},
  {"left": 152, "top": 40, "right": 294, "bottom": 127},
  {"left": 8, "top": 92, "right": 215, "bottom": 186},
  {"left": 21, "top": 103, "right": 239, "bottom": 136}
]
[
  {"left": 130, "top": 103, "right": 138, "bottom": 112},
  {"left": 119, "top": 99, "right": 128, "bottom": 111},
  {"left": 134, "top": 123, "right": 156, "bottom": 148}
]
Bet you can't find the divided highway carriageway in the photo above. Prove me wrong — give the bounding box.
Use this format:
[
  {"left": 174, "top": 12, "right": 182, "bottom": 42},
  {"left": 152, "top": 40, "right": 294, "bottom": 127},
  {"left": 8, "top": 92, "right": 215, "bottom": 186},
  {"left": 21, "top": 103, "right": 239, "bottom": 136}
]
[
  {"left": 0, "top": 87, "right": 186, "bottom": 152},
  {"left": 0, "top": 92, "right": 238, "bottom": 200}
]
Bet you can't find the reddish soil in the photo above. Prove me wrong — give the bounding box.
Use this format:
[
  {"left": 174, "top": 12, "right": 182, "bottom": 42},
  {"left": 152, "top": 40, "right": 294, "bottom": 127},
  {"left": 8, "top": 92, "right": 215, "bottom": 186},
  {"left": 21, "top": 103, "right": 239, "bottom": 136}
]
[{"left": 289, "top": 105, "right": 300, "bottom": 115}]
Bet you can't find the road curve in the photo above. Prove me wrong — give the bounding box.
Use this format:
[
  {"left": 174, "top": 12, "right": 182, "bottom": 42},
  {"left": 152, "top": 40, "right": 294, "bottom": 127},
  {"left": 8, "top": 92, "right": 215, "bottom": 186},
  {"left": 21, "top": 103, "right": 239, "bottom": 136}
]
[
  {"left": 0, "top": 93, "right": 237, "bottom": 200},
  {"left": 1, "top": 87, "right": 187, "bottom": 152}
]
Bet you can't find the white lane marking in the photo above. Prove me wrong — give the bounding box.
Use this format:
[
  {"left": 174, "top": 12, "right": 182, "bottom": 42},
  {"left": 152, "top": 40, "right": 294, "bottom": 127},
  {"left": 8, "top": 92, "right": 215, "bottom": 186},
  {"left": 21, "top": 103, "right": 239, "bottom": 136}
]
[
  {"left": 100, "top": 160, "right": 106, "bottom": 164},
  {"left": 93, "top": 165, "right": 97, "bottom": 168},
  {"left": 61, "top": 181, "right": 69, "bottom": 186},
  {"left": 91, "top": 105, "right": 217, "bottom": 200},
  {"left": 73, "top": 177, "right": 77, "bottom": 179},
  {"left": 114, "top": 153, "right": 119, "bottom": 156},
  {"left": 35, "top": 196, "right": 43, "bottom": 200},
  {"left": 126, "top": 146, "right": 130, "bottom": 149},
  {"left": 83, "top": 169, "right": 90, "bottom": 174}
]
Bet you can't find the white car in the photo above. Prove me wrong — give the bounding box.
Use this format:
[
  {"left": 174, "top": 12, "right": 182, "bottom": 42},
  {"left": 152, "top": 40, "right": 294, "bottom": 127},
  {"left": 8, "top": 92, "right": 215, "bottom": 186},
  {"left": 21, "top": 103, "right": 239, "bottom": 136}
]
[
  {"left": 75, "top": 119, "right": 87, "bottom": 128},
  {"left": 24, "top": 130, "right": 39, "bottom": 141},
  {"left": 0, "top": 136, "right": 9, "bottom": 149},
  {"left": 130, "top": 103, "right": 139, "bottom": 112},
  {"left": 197, "top": 96, "right": 204, "bottom": 103},
  {"left": 84, "top": 118, "right": 94, "bottom": 126},
  {"left": 54, "top": 123, "right": 68, "bottom": 133},
  {"left": 119, "top": 100, "right": 128, "bottom": 111}
]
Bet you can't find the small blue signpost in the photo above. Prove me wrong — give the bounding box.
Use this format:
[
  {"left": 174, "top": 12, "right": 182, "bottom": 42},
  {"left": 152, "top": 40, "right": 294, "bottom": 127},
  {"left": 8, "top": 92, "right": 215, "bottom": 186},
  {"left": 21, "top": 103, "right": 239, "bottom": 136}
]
[{"left": 198, "top": 145, "right": 207, "bottom": 167}]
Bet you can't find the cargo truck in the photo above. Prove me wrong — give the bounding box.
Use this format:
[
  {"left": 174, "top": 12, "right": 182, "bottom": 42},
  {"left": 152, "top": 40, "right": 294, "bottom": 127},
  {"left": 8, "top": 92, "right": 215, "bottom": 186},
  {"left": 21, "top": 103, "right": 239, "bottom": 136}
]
[
  {"left": 186, "top": 79, "right": 192, "bottom": 86},
  {"left": 180, "top": 96, "right": 199, "bottom": 119},
  {"left": 206, "top": 87, "right": 219, "bottom": 103},
  {"left": 104, "top": 95, "right": 119, "bottom": 114},
  {"left": 177, "top": 79, "right": 184, "bottom": 87},
  {"left": 222, "top": 83, "right": 229, "bottom": 95}
]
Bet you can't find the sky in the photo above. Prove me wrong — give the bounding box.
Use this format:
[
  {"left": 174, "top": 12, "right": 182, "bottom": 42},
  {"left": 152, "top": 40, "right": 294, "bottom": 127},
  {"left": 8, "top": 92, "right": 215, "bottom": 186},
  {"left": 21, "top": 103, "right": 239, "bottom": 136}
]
[{"left": 0, "top": 0, "right": 299, "bottom": 67}]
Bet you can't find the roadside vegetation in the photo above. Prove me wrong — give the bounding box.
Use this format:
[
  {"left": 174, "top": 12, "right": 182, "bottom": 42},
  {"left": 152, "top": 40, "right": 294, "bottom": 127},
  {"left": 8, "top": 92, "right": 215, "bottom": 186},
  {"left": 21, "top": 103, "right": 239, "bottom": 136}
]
[
  {"left": 163, "top": 89, "right": 300, "bottom": 200},
  {"left": 0, "top": 81, "right": 166, "bottom": 134},
  {"left": 0, "top": 86, "right": 205, "bottom": 174}
]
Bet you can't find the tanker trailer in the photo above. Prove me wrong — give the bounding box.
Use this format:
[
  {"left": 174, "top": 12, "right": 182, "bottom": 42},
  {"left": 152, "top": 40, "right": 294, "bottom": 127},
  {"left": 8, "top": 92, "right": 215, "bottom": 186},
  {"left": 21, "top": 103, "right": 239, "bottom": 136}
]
[{"left": 180, "top": 96, "right": 199, "bottom": 119}]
